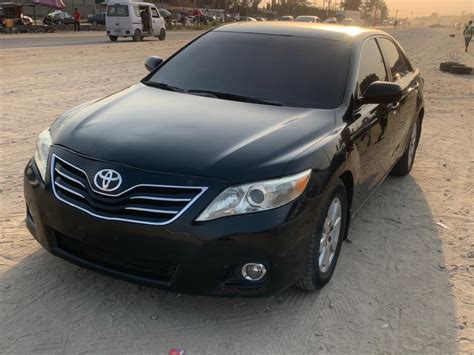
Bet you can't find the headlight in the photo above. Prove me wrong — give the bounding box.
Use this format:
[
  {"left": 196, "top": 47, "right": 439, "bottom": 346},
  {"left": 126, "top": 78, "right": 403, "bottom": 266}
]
[
  {"left": 33, "top": 129, "right": 52, "bottom": 181},
  {"left": 196, "top": 169, "right": 312, "bottom": 221}
]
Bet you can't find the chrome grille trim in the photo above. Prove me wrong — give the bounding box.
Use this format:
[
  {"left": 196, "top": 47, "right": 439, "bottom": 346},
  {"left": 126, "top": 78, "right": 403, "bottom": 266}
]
[
  {"left": 125, "top": 207, "right": 179, "bottom": 214},
  {"left": 55, "top": 167, "right": 86, "bottom": 188},
  {"left": 55, "top": 181, "right": 86, "bottom": 199},
  {"left": 129, "top": 195, "right": 192, "bottom": 202},
  {"left": 50, "top": 154, "right": 208, "bottom": 226}
]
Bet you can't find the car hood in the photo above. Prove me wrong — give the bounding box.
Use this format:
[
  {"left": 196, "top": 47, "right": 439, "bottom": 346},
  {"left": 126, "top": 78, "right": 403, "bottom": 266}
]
[{"left": 51, "top": 84, "right": 335, "bottom": 183}]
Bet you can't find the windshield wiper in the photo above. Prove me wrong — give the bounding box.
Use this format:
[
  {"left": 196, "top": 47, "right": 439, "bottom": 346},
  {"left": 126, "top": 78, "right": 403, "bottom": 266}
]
[
  {"left": 143, "top": 81, "right": 185, "bottom": 93},
  {"left": 187, "top": 89, "right": 286, "bottom": 107}
]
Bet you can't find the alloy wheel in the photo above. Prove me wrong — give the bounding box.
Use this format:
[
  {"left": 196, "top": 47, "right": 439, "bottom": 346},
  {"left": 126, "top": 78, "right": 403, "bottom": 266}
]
[
  {"left": 408, "top": 122, "right": 418, "bottom": 166},
  {"left": 319, "top": 196, "right": 342, "bottom": 273}
]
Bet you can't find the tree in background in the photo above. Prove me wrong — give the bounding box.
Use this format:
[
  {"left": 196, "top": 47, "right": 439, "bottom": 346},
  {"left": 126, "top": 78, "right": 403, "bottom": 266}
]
[
  {"left": 361, "top": 0, "right": 389, "bottom": 25},
  {"left": 341, "top": 0, "right": 361, "bottom": 11}
]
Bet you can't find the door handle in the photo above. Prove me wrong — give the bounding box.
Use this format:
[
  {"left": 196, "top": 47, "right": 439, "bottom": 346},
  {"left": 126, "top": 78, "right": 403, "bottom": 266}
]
[{"left": 388, "top": 102, "right": 400, "bottom": 111}]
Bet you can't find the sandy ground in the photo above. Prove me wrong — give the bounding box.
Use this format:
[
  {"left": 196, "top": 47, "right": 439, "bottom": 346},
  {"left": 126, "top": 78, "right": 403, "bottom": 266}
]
[
  {"left": 0, "top": 27, "right": 473, "bottom": 354},
  {"left": 0, "top": 31, "right": 202, "bottom": 49}
]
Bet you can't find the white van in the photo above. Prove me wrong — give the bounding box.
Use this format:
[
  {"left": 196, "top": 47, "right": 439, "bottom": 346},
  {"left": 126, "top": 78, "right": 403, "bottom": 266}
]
[{"left": 106, "top": 0, "right": 166, "bottom": 42}]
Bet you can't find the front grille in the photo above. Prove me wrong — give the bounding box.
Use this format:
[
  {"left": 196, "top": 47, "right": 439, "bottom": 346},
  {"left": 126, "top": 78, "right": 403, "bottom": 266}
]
[
  {"left": 54, "top": 231, "right": 177, "bottom": 282},
  {"left": 51, "top": 154, "right": 207, "bottom": 225}
]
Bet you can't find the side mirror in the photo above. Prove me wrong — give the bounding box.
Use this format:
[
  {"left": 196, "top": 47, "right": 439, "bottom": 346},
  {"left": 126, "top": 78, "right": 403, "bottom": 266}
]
[
  {"left": 359, "top": 81, "right": 402, "bottom": 104},
  {"left": 145, "top": 56, "right": 163, "bottom": 72}
]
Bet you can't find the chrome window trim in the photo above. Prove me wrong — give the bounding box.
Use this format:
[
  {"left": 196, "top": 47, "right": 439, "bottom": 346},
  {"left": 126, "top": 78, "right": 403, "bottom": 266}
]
[{"left": 50, "top": 154, "right": 208, "bottom": 226}]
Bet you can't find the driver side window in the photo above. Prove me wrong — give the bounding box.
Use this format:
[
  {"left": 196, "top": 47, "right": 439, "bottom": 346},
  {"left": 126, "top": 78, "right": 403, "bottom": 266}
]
[
  {"left": 151, "top": 8, "right": 160, "bottom": 18},
  {"left": 378, "top": 38, "right": 410, "bottom": 81},
  {"left": 357, "top": 39, "right": 388, "bottom": 96}
]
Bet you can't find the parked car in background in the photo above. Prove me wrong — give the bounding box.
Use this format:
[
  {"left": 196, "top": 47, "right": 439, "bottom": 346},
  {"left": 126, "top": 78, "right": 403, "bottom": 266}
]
[
  {"left": 237, "top": 16, "right": 257, "bottom": 22},
  {"left": 256, "top": 17, "right": 266, "bottom": 21},
  {"left": 323, "top": 17, "right": 338, "bottom": 24},
  {"left": 44, "top": 11, "right": 75, "bottom": 25},
  {"left": 279, "top": 15, "right": 294, "bottom": 21},
  {"left": 158, "top": 8, "right": 172, "bottom": 24},
  {"left": 295, "top": 15, "right": 320, "bottom": 23},
  {"left": 341, "top": 18, "right": 354, "bottom": 25},
  {"left": 88, "top": 12, "right": 106, "bottom": 25},
  {"left": 21, "top": 14, "right": 33, "bottom": 25},
  {"left": 25, "top": 23, "right": 424, "bottom": 297}
]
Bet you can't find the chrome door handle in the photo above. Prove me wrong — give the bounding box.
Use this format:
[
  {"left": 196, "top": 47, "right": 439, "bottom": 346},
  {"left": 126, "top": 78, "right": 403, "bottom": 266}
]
[{"left": 388, "top": 102, "right": 400, "bottom": 111}]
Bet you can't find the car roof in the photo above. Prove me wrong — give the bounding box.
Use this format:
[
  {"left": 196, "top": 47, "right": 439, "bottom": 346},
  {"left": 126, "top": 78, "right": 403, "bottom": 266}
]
[{"left": 214, "top": 22, "right": 386, "bottom": 42}]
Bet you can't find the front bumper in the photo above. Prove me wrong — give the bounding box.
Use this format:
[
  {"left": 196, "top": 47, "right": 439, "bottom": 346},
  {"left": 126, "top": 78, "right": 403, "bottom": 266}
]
[{"left": 23, "top": 150, "right": 326, "bottom": 297}]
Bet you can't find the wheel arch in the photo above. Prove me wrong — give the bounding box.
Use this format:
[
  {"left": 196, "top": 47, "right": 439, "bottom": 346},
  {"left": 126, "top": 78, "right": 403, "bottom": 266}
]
[
  {"left": 418, "top": 106, "right": 425, "bottom": 124},
  {"left": 337, "top": 170, "right": 354, "bottom": 240}
]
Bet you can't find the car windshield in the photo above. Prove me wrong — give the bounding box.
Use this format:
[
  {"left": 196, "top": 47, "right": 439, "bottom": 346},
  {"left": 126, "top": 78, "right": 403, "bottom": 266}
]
[{"left": 146, "top": 31, "right": 351, "bottom": 109}]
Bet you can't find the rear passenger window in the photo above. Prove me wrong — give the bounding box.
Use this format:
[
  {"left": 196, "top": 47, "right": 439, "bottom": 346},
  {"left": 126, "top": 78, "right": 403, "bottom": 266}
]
[
  {"left": 106, "top": 4, "right": 129, "bottom": 17},
  {"left": 378, "top": 38, "right": 410, "bottom": 81},
  {"left": 133, "top": 6, "right": 140, "bottom": 17},
  {"left": 358, "top": 39, "right": 388, "bottom": 96}
]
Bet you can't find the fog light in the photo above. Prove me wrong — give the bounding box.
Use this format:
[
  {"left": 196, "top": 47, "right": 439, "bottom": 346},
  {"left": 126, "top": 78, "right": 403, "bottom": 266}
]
[{"left": 241, "top": 263, "right": 267, "bottom": 281}]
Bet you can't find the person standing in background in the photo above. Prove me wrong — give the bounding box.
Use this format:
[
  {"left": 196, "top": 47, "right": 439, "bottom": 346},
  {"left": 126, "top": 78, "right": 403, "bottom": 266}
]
[
  {"left": 73, "top": 8, "right": 81, "bottom": 32},
  {"left": 463, "top": 20, "right": 473, "bottom": 52}
]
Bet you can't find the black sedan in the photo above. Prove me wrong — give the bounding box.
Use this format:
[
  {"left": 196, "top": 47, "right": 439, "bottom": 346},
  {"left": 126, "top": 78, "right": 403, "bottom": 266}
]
[
  {"left": 44, "top": 11, "right": 75, "bottom": 25},
  {"left": 87, "top": 12, "right": 105, "bottom": 25},
  {"left": 24, "top": 23, "right": 424, "bottom": 296}
]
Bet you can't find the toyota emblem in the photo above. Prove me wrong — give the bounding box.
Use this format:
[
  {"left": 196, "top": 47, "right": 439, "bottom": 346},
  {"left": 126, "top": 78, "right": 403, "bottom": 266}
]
[{"left": 93, "top": 169, "right": 122, "bottom": 192}]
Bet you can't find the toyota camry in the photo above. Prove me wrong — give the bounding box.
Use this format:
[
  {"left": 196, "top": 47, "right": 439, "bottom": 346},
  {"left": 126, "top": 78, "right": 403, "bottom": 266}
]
[{"left": 24, "top": 23, "right": 424, "bottom": 296}]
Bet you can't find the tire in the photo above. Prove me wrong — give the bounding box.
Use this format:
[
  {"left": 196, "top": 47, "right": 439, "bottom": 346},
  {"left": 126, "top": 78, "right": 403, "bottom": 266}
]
[
  {"left": 109, "top": 36, "right": 118, "bottom": 42},
  {"left": 158, "top": 28, "right": 166, "bottom": 41},
  {"left": 132, "top": 29, "right": 141, "bottom": 42},
  {"left": 450, "top": 65, "right": 472, "bottom": 75},
  {"left": 390, "top": 118, "right": 420, "bottom": 176},
  {"left": 439, "top": 62, "right": 463, "bottom": 72},
  {"left": 296, "top": 180, "right": 348, "bottom": 291}
]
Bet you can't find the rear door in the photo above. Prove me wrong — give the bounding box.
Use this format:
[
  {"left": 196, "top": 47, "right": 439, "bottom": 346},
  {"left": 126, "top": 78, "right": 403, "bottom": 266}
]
[
  {"left": 377, "top": 37, "right": 419, "bottom": 165},
  {"left": 106, "top": 4, "right": 130, "bottom": 31}
]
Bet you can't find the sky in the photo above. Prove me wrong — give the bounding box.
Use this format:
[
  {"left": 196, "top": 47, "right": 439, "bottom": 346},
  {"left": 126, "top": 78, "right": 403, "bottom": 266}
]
[
  {"left": 384, "top": 0, "right": 472, "bottom": 17},
  {"left": 308, "top": 0, "right": 473, "bottom": 17}
]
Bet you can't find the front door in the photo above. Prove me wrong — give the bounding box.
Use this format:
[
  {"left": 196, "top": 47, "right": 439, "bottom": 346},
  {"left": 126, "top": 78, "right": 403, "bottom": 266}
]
[
  {"left": 377, "top": 37, "right": 419, "bottom": 166},
  {"left": 150, "top": 7, "right": 162, "bottom": 36},
  {"left": 350, "top": 38, "right": 394, "bottom": 208}
]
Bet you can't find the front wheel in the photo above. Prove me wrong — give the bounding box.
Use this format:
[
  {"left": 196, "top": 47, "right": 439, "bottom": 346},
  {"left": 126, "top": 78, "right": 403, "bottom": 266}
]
[
  {"left": 390, "top": 118, "right": 420, "bottom": 176},
  {"left": 296, "top": 180, "right": 347, "bottom": 291},
  {"left": 109, "top": 36, "right": 118, "bottom": 42},
  {"left": 158, "top": 28, "right": 166, "bottom": 41}
]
